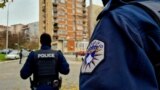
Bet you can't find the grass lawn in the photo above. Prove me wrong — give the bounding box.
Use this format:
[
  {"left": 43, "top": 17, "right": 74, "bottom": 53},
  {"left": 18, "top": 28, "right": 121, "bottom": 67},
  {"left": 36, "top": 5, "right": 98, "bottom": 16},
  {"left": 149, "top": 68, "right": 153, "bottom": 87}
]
[{"left": 0, "top": 54, "right": 6, "bottom": 61}]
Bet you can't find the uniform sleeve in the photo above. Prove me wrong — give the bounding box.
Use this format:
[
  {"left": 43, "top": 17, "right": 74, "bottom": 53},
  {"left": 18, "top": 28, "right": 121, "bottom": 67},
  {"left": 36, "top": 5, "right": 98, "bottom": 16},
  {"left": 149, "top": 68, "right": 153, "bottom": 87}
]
[
  {"left": 80, "top": 5, "right": 158, "bottom": 90},
  {"left": 20, "top": 51, "right": 34, "bottom": 79},
  {"left": 57, "top": 50, "right": 70, "bottom": 75}
]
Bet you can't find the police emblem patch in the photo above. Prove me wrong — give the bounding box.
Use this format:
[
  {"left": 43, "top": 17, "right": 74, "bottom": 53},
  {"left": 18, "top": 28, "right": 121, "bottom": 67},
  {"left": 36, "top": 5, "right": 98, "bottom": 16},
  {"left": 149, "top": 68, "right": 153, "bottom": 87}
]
[{"left": 81, "top": 40, "right": 104, "bottom": 73}]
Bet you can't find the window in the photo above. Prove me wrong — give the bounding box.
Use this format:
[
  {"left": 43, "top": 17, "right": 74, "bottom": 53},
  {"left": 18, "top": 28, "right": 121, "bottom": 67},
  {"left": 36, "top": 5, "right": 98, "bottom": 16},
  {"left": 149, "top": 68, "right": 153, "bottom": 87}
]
[
  {"left": 77, "top": 25, "right": 83, "bottom": 30},
  {"left": 77, "top": 3, "right": 82, "bottom": 8},
  {"left": 58, "top": 18, "right": 65, "bottom": 22},
  {"left": 58, "top": 30, "right": 67, "bottom": 35},
  {"left": 77, "top": 20, "right": 83, "bottom": 25},
  {"left": 58, "top": 24, "right": 66, "bottom": 28},
  {"left": 58, "top": 11, "right": 65, "bottom": 16},
  {"left": 60, "top": 0, "right": 65, "bottom": 3},
  {"left": 77, "top": 0, "right": 82, "bottom": 2},
  {"left": 76, "top": 9, "right": 82, "bottom": 13}
]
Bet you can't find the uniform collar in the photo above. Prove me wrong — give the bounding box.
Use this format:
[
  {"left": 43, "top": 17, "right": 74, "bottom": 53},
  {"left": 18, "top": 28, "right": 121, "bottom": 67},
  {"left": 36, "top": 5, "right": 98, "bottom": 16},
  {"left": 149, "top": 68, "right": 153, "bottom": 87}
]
[
  {"left": 41, "top": 45, "right": 51, "bottom": 50},
  {"left": 97, "top": 0, "right": 124, "bottom": 20},
  {"left": 97, "top": 0, "right": 146, "bottom": 20}
]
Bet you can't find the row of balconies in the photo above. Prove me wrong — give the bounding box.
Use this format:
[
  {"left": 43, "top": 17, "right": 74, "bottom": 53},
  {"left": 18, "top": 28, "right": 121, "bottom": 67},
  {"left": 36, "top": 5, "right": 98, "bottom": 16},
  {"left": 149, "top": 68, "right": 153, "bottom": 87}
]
[
  {"left": 53, "top": 29, "right": 88, "bottom": 40},
  {"left": 53, "top": 34, "right": 87, "bottom": 41}
]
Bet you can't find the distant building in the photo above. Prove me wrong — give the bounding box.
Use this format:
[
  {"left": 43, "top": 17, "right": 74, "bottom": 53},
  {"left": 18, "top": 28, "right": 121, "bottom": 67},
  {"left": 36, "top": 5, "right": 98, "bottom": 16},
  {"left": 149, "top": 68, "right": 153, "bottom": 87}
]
[
  {"left": 0, "top": 22, "right": 39, "bottom": 49},
  {"left": 39, "top": 0, "right": 88, "bottom": 53},
  {"left": 9, "top": 24, "right": 24, "bottom": 34},
  {"left": 0, "top": 25, "right": 6, "bottom": 48},
  {"left": 87, "top": 4, "right": 103, "bottom": 37},
  {"left": 0, "top": 25, "right": 6, "bottom": 32}
]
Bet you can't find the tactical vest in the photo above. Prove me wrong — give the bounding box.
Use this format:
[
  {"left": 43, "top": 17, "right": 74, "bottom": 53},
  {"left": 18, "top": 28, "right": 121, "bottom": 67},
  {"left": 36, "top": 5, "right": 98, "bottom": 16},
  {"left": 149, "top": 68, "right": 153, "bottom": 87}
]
[{"left": 33, "top": 50, "right": 58, "bottom": 83}]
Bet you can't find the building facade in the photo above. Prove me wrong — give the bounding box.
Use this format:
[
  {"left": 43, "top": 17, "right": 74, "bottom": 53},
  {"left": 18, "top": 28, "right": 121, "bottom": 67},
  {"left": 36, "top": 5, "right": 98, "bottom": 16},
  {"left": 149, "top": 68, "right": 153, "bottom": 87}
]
[
  {"left": 10, "top": 24, "right": 24, "bottom": 34},
  {"left": 39, "top": 0, "right": 53, "bottom": 37},
  {"left": 87, "top": 4, "right": 103, "bottom": 37},
  {"left": 40, "top": 0, "right": 88, "bottom": 53},
  {"left": 0, "top": 25, "right": 6, "bottom": 48}
]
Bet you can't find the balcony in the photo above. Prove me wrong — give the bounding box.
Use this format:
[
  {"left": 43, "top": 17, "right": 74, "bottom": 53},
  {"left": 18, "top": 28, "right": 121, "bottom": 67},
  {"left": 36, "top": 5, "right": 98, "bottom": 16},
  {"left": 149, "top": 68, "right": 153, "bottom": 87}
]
[
  {"left": 42, "top": 8, "right": 46, "bottom": 12},
  {"left": 54, "top": 27, "right": 58, "bottom": 31},
  {"left": 53, "top": 35, "right": 58, "bottom": 40},
  {"left": 43, "top": 25, "right": 46, "bottom": 31},
  {"left": 54, "top": 23, "right": 58, "bottom": 27},
  {"left": 83, "top": 16, "right": 87, "bottom": 19},
  {"left": 53, "top": 10, "right": 57, "bottom": 13},
  {"left": 82, "top": 3, "right": 86, "bottom": 7},
  {"left": 43, "top": 20, "right": 46, "bottom": 24},
  {"left": 42, "top": 4, "right": 45, "bottom": 7},
  {"left": 53, "top": 29, "right": 58, "bottom": 33},
  {"left": 83, "top": 9, "right": 86, "bottom": 13},
  {"left": 53, "top": 2, "right": 58, "bottom": 7},
  {"left": 22, "top": 25, "right": 29, "bottom": 30},
  {"left": 43, "top": 14, "right": 46, "bottom": 18},
  {"left": 53, "top": 14, "right": 57, "bottom": 19}
]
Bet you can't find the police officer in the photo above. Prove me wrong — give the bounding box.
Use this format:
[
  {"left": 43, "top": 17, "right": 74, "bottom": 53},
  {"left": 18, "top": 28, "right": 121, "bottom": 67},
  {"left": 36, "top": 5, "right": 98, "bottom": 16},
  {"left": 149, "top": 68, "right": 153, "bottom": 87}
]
[
  {"left": 80, "top": 0, "right": 160, "bottom": 90},
  {"left": 20, "top": 33, "right": 70, "bottom": 90}
]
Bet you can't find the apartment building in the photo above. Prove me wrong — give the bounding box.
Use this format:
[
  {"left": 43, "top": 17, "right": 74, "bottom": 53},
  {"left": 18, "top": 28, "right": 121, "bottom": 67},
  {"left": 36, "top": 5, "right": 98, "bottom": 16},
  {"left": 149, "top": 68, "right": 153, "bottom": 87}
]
[
  {"left": 0, "top": 25, "right": 6, "bottom": 32},
  {"left": 0, "top": 25, "right": 6, "bottom": 48},
  {"left": 40, "top": 0, "right": 88, "bottom": 53},
  {"left": 10, "top": 24, "right": 25, "bottom": 34},
  {"left": 87, "top": 4, "right": 103, "bottom": 37},
  {"left": 39, "top": 0, "right": 53, "bottom": 37}
]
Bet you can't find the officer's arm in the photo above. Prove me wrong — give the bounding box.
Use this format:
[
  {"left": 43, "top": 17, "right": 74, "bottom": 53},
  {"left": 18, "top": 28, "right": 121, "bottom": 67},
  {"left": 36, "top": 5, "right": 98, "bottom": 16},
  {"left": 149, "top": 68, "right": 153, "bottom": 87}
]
[
  {"left": 20, "top": 51, "right": 34, "bottom": 79},
  {"left": 57, "top": 50, "right": 70, "bottom": 75}
]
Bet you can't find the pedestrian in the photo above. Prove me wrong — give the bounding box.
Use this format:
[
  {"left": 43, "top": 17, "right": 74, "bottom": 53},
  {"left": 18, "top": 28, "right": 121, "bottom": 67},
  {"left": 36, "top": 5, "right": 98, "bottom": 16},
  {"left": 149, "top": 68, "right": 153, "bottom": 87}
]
[
  {"left": 20, "top": 33, "right": 70, "bottom": 90},
  {"left": 76, "top": 52, "right": 78, "bottom": 60},
  {"left": 19, "top": 49, "right": 23, "bottom": 64},
  {"left": 80, "top": 0, "right": 160, "bottom": 90}
]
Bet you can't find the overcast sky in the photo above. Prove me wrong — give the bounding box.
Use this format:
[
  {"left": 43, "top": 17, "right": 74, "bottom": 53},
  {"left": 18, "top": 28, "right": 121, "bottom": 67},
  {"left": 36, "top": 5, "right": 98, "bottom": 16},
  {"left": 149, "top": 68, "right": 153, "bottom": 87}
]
[{"left": 0, "top": 0, "right": 103, "bottom": 26}]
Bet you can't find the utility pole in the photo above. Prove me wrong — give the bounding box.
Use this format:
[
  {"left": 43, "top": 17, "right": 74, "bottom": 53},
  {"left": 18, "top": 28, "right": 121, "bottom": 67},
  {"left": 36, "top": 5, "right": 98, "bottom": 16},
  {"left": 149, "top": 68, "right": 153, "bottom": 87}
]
[
  {"left": 6, "top": 2, "right": 10, "bottom": 51},
  {"left": 89, "top": 0, "right": 93, "bottom": 38}
]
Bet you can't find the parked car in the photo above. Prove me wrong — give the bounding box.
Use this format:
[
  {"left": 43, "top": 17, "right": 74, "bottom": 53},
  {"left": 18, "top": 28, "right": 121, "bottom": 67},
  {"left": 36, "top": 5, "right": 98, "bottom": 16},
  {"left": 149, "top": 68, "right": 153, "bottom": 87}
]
[
  {"left": 5, "top": 50, "right": 20, "bottom": 59},
  {"left": 1, "top": 49, "right": 12, "bottom": 54}
]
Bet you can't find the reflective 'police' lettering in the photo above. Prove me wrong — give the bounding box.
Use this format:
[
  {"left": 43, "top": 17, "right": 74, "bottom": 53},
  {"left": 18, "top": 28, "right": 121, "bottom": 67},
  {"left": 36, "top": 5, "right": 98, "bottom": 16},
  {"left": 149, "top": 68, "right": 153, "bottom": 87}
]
[{"left": 38, "top": 53, "right": 55, "bottom": 58}]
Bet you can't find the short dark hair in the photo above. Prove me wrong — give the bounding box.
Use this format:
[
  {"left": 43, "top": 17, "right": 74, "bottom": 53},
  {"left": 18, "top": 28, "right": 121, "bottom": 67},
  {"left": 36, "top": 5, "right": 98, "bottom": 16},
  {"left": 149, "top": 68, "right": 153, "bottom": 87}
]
[{"left": 40, "top": 33, "right": 51, "bottom": 46}]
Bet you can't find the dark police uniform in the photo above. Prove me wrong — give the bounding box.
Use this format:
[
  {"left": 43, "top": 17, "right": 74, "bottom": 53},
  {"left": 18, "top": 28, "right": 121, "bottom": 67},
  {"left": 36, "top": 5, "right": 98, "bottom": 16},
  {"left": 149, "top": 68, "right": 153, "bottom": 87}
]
[
  {"left": 80, "top": 0, "right": 160, "bottom": 90},
  {"left": 20, "top": 45, "right": 70, "bottom": 90}
]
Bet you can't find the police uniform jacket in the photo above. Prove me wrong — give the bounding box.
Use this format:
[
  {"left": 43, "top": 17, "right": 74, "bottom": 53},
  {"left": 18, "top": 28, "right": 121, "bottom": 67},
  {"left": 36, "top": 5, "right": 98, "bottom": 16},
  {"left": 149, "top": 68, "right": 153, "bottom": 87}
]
[
  {"left": 20, "top": 45, "right": 70, "bottom": 90},
  {"left": 80, "top": 0, "right": 160, "bottom": 90}
]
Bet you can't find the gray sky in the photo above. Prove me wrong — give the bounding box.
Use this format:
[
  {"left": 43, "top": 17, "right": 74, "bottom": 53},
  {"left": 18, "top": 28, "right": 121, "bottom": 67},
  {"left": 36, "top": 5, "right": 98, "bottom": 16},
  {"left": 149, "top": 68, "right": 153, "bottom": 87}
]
[{"left": 0, "top": 0, "right": 103, "bottom": 26}]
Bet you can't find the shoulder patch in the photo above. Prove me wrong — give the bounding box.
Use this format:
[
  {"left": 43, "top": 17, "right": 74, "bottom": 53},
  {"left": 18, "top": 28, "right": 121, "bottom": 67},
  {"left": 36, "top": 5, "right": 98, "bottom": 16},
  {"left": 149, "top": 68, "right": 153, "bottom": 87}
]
[{"left": 81, "top": 40, "right": 105, "bottom": 73}]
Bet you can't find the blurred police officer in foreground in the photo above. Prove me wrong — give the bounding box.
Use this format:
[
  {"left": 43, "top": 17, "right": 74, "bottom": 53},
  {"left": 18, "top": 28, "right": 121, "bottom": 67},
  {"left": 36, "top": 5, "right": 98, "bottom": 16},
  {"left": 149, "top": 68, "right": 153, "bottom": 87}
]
[
  {"left": 80, "top": 0, "right": 160, "bottom": 90},
  {"left": 20, "top": 33, "right": 70, "bottom": 90}
]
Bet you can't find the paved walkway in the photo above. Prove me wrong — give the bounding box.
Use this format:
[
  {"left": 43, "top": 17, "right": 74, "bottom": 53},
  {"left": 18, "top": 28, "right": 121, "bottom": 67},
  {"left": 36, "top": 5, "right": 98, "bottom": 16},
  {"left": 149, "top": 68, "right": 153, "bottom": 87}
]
[{"left": 0, "top": 55, "right": 82, "bottom": 90}]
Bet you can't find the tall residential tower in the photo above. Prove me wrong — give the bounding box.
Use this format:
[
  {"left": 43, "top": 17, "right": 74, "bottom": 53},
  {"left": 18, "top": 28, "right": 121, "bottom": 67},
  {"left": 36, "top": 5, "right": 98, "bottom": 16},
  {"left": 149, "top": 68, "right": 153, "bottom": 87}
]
[{"left": 39, "top": 0, "right": 88, "bottom": 53}]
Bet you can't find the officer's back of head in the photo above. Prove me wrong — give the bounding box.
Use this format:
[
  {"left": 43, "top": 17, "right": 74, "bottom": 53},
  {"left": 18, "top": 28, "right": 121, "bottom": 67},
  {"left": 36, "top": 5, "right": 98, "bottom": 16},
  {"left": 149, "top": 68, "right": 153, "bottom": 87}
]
[{"left": 40, "top": 33, "right": 51, "bottom": 46}]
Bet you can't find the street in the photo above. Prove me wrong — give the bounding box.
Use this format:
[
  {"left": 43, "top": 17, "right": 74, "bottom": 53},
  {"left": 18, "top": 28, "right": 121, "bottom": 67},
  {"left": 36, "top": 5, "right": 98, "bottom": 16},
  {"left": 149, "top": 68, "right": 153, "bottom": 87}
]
[{"left": 0, "top": 55, "right": 82, "bottom": 90}]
